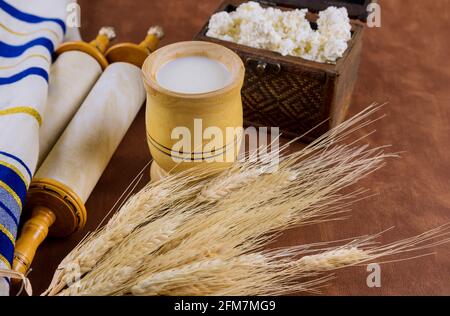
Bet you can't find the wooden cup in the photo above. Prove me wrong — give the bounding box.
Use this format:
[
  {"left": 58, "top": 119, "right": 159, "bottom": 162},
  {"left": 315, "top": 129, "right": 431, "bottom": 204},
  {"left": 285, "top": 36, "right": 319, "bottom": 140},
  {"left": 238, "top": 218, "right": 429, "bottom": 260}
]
[{"left": 142, "top": 41, "right": 245, "bottom": 180}]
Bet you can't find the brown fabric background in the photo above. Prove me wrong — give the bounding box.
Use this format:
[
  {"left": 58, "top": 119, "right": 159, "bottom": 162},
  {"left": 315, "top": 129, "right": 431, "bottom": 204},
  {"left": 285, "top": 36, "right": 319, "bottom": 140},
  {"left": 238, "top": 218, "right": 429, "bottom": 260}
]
[{"left": 23, "top": 0, "right": 450, "bottom": 295}]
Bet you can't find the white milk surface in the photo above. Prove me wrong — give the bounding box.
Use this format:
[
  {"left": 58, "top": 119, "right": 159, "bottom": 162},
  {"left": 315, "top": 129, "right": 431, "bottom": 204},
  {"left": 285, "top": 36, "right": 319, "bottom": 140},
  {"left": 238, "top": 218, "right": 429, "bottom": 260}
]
[{"left": 156, "top": 56, "right": 232, "bottom": 94}]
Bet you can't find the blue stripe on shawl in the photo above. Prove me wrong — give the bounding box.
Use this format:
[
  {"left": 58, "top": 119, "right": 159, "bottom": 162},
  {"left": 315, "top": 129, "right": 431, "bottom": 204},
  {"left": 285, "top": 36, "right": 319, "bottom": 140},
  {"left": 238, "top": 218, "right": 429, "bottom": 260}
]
[
  {"left": 0, "top": 38, "right": 54, "bottom": 58},
  {"left": 0, "top": 66, "right": 48, "bottom": 84},
  {"left": 0, "top": 230, "right": 14, "bottom": 264},
  {"left": 0, "top": 0, "right": 66, "bottom": 34},
  {"left": 0, "top": 187, "right": 20, "bottom": 219},
  {"left": 0, "top": 209, "right": 17, "bottom": 241},
  {"left": 0, "top": 164, "right": 26, "bottom": 207},
  {"left": 0, "top": 151, "right": 32, "bottom": 179},
  {"left": 0, "top": 201, "right": 18, "bottom": 228}
]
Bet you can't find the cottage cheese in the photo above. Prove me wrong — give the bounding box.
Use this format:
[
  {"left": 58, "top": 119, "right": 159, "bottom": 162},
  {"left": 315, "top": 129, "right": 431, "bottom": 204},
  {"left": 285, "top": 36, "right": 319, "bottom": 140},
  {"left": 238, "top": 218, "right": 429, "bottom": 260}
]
[{"left": 206, "top": 2, "right": 352, "bottom": 63}]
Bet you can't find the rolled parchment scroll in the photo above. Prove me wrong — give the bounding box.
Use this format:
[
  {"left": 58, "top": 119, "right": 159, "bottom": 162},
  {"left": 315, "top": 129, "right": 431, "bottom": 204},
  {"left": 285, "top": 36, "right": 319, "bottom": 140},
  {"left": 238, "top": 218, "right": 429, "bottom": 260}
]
[
  {"left": 38, "top": 27, "right": 116, "bottom": 166},
  {"left": 12, "top": 27, "right": 164, "bottom": 275},
  {"left": 38, "top": 63, "right": 146, "bottom": 202}
]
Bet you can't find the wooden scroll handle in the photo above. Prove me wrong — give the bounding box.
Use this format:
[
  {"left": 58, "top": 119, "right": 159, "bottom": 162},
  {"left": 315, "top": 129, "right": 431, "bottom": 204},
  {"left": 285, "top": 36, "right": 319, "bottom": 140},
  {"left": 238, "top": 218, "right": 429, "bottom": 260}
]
[
  {"left": 12, "top": 179, "right": 87, "bottom": 276},
  {"left": 104, "top": 25, "right": 164, "bottom": 67},
  {"left": 55, "top": 26, "right": 116, "bottom": 70},
  {"left": 13, "top": 207, "right": 56, "bottom": 275}
]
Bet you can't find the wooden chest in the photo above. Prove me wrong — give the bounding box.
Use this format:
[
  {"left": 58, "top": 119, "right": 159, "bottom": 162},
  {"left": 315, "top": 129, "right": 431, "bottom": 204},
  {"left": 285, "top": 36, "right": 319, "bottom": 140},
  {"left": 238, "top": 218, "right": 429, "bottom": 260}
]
[{"left": 195, "top": 0, "right": 370, "bottom": 141}]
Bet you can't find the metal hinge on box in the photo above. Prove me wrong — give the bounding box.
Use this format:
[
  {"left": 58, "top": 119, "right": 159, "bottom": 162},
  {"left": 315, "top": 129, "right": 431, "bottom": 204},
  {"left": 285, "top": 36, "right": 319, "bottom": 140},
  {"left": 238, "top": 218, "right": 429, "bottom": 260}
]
[{"left": 245, "top": 58, "right": 281, "bottom": 75}]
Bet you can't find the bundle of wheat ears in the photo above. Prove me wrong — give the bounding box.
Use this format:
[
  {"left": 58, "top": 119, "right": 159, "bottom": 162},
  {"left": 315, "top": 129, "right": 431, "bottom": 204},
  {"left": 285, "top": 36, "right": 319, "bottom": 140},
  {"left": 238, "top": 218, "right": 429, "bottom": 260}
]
[{"left": 42, "top": 104, "right": 449, "bottom": 296}]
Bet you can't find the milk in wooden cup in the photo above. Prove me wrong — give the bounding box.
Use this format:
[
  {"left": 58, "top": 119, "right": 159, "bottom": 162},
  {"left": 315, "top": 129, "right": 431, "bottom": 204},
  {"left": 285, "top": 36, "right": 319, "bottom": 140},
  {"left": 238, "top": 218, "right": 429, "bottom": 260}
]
[{"left": 142, "top": 41, "right": 245, "bottom": 180}]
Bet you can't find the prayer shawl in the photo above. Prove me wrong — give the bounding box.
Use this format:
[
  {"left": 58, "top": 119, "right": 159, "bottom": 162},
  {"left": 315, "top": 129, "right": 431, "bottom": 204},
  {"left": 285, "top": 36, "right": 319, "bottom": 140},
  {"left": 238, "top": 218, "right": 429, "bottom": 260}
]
[{"left": 0, "top": 0, "right": 68, "bottom": 295}]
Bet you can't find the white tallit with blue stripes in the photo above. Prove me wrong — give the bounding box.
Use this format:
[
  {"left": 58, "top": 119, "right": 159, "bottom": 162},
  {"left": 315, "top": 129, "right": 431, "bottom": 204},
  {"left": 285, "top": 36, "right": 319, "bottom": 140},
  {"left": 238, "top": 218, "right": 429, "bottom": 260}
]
[{"left": 0, "top": 0, "right": 68, "bottom": 295}]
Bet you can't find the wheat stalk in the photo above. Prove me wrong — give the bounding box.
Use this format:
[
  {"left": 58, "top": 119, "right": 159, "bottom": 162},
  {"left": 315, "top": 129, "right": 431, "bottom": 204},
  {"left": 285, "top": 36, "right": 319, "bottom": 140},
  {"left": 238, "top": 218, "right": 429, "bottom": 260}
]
[
  {"left": 117, "top": 225, "right": 450, "bottom": 296},
  {"left": 45, "top": 172, "right": 207, "bottom": 295},
  {"left": 45, "top": 104, "right": 450, "bottom": 296},
  {"left": 64, "top": 208, "right": 195, "bottom": 296},
  {"left": 67, "top": 225, "right": 449, "bottom": 296}
]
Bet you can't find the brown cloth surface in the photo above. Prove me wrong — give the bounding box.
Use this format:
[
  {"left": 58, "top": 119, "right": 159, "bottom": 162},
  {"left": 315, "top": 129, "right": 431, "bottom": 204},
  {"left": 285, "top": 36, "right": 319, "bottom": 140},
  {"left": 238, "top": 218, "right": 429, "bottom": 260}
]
[{"left": 24, "top": 0, "right": 450, "bottom": 295}]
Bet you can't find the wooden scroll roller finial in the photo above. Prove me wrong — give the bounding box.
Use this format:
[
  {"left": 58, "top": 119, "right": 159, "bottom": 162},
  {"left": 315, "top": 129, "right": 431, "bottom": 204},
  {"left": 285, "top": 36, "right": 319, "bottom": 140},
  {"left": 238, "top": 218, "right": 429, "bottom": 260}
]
[
  {"left": 56, "top": 26, "right": 116, "bottom": 70},
  {"left": 105, "top": 26, "right": 165, "bottom": 67},
  {"left": 13, "top": 179, "right": 87, "bottom": 276}
]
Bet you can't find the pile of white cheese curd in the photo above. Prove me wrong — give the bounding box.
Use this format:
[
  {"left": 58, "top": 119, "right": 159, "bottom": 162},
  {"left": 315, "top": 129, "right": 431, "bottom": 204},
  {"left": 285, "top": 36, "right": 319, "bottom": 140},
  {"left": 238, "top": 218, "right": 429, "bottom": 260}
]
[{"left": 207, "top": 1, "right": 352, "bottom": 63}]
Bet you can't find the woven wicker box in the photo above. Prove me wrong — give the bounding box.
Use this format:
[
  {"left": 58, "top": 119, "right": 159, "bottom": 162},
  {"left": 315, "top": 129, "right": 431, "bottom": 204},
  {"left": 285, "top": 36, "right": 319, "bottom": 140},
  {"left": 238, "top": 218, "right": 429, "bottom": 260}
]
[{"left": 195, "top": 0, "right": 370, "bottom": 142}]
